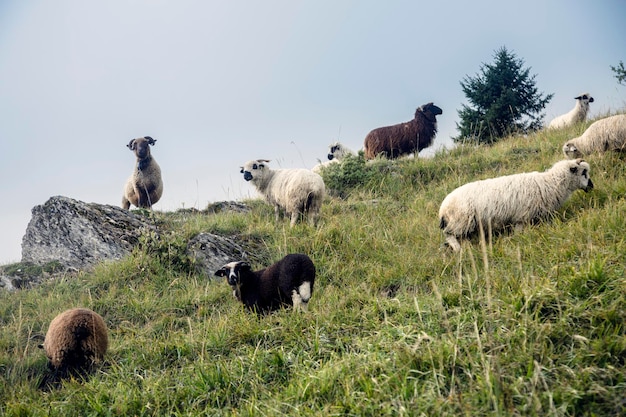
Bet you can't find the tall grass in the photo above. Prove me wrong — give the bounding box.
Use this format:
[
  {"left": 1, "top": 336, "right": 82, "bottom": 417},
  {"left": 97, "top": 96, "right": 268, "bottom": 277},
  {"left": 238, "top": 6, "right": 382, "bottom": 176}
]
[{"left": 1, "top": 119, "right": 625, "bottom": 416}]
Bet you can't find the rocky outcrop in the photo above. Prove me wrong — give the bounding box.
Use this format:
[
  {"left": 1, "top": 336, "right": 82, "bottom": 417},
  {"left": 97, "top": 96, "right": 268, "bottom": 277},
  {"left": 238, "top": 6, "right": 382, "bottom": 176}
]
[
  {"left": 187, "top": 233, "right": 246, "bottom": 277},
  {"left": 21, "top": 196, "right": 156, "bottom": 271},
  {"left": 1, "top": 196, "right": 251, "bottom": 291}
]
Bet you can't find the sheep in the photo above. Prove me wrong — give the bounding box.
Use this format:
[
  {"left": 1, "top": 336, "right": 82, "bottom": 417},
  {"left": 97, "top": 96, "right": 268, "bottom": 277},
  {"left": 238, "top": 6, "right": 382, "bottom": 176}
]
[
  {"left": 240, "top": 159, "right": 325, "bottom": 227},
  {"left": 548, "top": 93, "right": 594, "bottom": 129},
  {"left": 364, "top": 102, "right": 442, "bottom": 160},
  {"left": 438, "top": 159, "right": 594, "bottom": 252},
  {"left": 122, "top": 136, "right": 163, "bottom": 209},
  {"left": 563, "top": 114, "right": 626, "bottom": 158},
  {"left": 312, "top": 141, "right": 356, "bottom": 173},
  {"left": 40, "top": 308, "right": 108, "bottom": 385},
  {"left": 214, "top": 253, "right": 316, "bottom": 314}
]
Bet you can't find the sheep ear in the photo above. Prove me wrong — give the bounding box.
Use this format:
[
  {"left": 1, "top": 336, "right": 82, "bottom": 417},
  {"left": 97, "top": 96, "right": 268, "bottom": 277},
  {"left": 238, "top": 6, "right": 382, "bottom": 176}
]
[
  {"left": 127, "top": 139, "right": 136, "bottom": 150},
  {"left": 214, "top": 267, "right": 227, "bottom": 277},
  {"left": 240, "top": 262, "right": 251, "bottom": 271},
  {"left": 569, "top": 166, "right": 577, "bottom": 174},
  {"left": 239, "top": 167, "right": 244, "bottom": 173}
]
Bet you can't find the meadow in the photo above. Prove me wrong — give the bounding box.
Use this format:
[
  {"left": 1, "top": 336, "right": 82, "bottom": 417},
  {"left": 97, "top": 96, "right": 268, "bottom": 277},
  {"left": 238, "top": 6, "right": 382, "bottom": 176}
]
[{"left": 1, "top": 119, "right": 625, "bottom": 416}]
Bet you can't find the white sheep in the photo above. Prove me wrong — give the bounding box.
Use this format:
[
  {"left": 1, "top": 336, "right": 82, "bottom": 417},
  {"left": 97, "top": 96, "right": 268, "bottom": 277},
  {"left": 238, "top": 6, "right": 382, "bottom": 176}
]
[
  {"left": 214, "top": 253, "right": 316, "bottom": 313},
  {"left": 439, "top": 159, "right": 594, "bottom": 251},
  {"left": 563, "top": 114, "right": 626, "bottom": 158},
  {"left": 312, "top": 141, "right": 355, "bottom": 173},
  {"left": 240, "top": 159, "right": 325, "bottom": 227},
  {"left": 548, "top": 93, "right": 594, "bottom": 129},
  {"left": 122, "top": 136, "right": 163, "bottom": 209}
]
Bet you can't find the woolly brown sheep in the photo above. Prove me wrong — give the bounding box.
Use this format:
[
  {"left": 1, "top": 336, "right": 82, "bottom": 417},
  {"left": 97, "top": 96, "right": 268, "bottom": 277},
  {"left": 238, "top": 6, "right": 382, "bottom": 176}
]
[
  {"left": 42, "top": 308, "right": 108, "bottom": 377},
  {"left": 364, "top": 102, "right": 442, "bottom": 160},
  {"left": 214, "top": 254, "right": 316, "bottom": 314},
  {"left": 122, "top": 136, "right": 163, "bottom": 209}
]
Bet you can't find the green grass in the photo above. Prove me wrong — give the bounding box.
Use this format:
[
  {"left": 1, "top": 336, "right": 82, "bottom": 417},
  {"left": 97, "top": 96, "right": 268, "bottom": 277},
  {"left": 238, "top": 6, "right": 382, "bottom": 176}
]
[{"left": 2, "top": 118, "right": 626, "bottom": 416}]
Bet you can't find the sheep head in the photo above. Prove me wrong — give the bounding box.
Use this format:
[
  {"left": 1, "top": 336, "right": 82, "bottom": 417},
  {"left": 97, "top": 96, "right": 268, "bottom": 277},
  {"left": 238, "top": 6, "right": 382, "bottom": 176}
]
[
  {"left": 328, "top": 142, "right": 350, "bottom": 161},
  {"left": 214, "top": 261, "right": 252, "bottom": 286},
  {"left": 240, "top": 159, "right": 271, "bottom": 182},
  {"left": 567, "top": 158, "right": 594, "bottom": 192},
  {"left": 574, "top": 93, "right": 594, "bottom": 105},
  {"left": 562, "top": 142, "right": 582, "bottom": 159},
  {"left": 416, "top": 103, "right": 443, "bottom": 121},
  {"left": 127, "top": 136, "right": 156, "bottom": 160}
]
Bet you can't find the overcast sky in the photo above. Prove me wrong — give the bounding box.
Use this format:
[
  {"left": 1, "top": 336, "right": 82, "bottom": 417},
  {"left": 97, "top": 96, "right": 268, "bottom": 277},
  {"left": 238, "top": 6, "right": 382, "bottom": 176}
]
[{"left": 1, "top": 0, "right": 624, "bottom": 264}]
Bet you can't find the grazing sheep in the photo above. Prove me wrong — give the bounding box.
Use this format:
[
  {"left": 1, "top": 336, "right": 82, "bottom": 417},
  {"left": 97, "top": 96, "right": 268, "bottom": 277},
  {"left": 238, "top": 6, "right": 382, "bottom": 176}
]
[
  {"left": 548, "top": 93, "right": 594, "bottom": 129},
  {"left": 563, "top": 114, "right": 626, "bottom": 158},
  {"left": 240, "top": 159, "right": 325, "bottom": 227},
  {"left": 122, "top": 136, "right": 163, "bottom": 209},
  {"left": 41, "top": 308, "right": 108, "bottom": 383},
  {"left": 439, "top": 159, "right": 594, "bottom": 251},
  {"left": 312, "top": 141, "right": 355, "bottom": 173},
  {"left": 364, "top": 102, "right": 442, "bottom": 160},
  {"left": 214, "top": 253, "right": 316, "bottom": 313}
]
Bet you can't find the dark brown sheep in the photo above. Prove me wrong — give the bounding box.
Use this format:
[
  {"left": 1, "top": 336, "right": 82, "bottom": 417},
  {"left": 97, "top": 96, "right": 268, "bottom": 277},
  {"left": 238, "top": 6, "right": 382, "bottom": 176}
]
[
  {"left": 40, "top": 308, "right": 108, "bottom": 387},
  {"left": 364, "top": 102, "right": 443, "bottom": 159},
  {"left": 122, "top": 136, "right": 163, "bottom": 209},
  {"left": 214, "top": 254, "right": 316, "bottom": 314}
]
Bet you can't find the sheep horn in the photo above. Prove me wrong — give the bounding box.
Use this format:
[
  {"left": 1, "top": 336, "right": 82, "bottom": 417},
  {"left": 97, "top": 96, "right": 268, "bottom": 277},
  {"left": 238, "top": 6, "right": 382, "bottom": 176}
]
[
  {"left": 127, "top": 139, "right": 136, "bottom": 150},
  {"left": 145, "top": 136, "right": 156, "bottom": 145}
]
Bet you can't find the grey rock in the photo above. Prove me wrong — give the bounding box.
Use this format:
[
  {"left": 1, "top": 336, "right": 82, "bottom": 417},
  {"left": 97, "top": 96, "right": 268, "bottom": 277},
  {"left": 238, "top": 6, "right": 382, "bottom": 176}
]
[
  {"left": 187, "top": 232, "right": 246, "bottom": 277},
  {"left": 21, "top": 196, "right": 157, "bottom": 271},
  {"left": 4, "top": 196, "right": 252, "bottom": 291}
]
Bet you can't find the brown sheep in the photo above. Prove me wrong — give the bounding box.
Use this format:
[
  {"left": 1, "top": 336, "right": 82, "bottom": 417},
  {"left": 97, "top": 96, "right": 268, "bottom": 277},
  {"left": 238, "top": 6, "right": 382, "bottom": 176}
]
[
  {"left": 40, "top": 308, "right": 108, "bottom": 387},
  {"left": 364, "top": 102, "right": 443, "bottom": 159},
  {"left": 122, "top": 136, "right": 163, "bottom": 209}
]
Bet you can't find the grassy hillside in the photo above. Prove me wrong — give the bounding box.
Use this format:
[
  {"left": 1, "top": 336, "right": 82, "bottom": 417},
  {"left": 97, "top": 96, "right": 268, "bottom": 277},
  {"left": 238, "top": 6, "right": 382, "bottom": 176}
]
[{"left": 1, "top": 119, "right": 625, "bottom": 416}]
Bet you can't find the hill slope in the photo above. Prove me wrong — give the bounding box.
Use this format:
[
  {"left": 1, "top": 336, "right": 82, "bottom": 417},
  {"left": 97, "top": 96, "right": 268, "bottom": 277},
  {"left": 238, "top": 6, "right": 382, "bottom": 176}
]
[{"left": 1, "top": 119, "right": 625, "bottom": 416}]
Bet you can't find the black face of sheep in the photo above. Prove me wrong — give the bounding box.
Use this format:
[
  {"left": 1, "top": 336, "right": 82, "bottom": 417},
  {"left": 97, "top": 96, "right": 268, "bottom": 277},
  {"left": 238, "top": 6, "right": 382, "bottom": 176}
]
[
  {"left": 218, "top": 261, "right": 252, "bottom": 286},
  {"left": 240, "top": 160, "right": 268, "bottom": 182},
  {"left": 328, "top": 144, "right": 340, "bottom": 160},
  {"left": 418, "top": 103, "right": 443, "bottom": 119},
  {"left": 575, "top": 94, "right": 594, "bottom": 103}
]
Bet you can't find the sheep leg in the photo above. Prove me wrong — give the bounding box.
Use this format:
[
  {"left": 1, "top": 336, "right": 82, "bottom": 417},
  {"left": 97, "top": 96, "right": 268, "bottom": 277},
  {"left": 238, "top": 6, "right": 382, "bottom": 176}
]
[
  {"left": 274, "top": 205, "right": 281, "bottom": 223},
  {"left": 121, "top": 197, "right": 131, "bottom": 210},
  {"left": 291, "top": 288, "right": 308, "bottom": 311},
  {"left": 289, "top": 211, "right": 299, "bottom": 227},
  {"left": 292, "top": 282, "right": 312, "bottom": 311}
]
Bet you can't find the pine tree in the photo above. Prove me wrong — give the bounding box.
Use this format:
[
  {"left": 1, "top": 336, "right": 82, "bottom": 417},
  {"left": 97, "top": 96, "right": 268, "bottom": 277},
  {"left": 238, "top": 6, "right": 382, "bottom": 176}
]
[{"left": 454, "top": 47, "right": 553, "bottom": 144}]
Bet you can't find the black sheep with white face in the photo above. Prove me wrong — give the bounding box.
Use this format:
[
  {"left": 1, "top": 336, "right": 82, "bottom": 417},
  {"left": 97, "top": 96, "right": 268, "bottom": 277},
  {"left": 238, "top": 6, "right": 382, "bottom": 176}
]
[{"left": 215, "top": 254, "right": 316, "bottom": 314}]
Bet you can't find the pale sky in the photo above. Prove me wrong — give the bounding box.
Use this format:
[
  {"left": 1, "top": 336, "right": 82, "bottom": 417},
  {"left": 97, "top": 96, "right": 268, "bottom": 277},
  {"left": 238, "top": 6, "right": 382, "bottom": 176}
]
[{"left": 1, "top": 0, "right": 624, "bottom": 264}]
